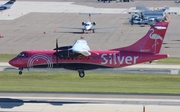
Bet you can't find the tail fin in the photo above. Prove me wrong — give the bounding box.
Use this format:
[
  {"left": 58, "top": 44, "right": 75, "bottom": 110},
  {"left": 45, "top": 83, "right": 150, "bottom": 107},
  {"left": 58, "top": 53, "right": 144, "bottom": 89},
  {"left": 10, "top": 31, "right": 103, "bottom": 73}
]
[
  {"left": 4, "top": 0, "right": 16, "bottom": 7},
  {"left": 111, "top": 22, "right": 169, "bottom": 53}
]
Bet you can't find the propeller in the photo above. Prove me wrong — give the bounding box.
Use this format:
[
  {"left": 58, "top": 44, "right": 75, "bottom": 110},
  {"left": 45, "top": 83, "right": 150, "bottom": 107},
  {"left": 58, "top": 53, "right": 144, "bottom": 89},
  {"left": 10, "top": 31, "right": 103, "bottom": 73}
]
[{"left": 53, "top": 39, "right": 81, "bottom": 63}]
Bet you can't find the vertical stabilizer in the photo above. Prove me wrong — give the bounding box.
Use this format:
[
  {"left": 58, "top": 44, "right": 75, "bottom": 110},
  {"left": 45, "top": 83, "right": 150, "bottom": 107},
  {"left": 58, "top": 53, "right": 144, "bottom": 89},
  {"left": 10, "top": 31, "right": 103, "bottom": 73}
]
[{"left": 111, "top": 22, "right": 169, "bottom": 53}]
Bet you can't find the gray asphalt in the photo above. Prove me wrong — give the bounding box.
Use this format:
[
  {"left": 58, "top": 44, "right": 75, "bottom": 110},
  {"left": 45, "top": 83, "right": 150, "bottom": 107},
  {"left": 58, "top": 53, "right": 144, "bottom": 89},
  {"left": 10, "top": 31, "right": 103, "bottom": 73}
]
[
  {"left": 0, "top": 1, "right": 179, "bottom": 57},
  {"left": 2, "top": 66, "right": 180, "bottom": 74},
  {"left": 1, "top": 62, "right": 180, "bottom": 74},
  {"left": 0, "top": 92, "right": 180, "bottom": 112}
]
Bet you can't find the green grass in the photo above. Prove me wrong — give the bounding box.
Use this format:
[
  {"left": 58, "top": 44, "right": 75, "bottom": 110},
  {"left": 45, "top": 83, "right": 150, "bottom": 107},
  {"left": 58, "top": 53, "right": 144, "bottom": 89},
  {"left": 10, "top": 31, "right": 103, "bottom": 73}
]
[
  {"left": 0, "top": 54, "right": 17, "bottom": 62},
  {"left": 0, "top": 71, "right": 180, "bottom": 94},
  {"left": 155, "top": 57, "right": 180, "bottom": 64},
  {"left": 0, "top": 54, "right": 180, "bottom": 64}
]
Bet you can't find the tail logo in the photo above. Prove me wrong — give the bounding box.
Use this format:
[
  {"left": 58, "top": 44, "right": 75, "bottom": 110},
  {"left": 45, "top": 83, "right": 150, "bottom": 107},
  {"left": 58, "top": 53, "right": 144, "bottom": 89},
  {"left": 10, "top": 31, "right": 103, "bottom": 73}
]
[
  {"left": 149, "top": 28, "right": 163, "bottom": 40},
  {"left": 149, "top": 26, "right": 166, "bottom": 52}
]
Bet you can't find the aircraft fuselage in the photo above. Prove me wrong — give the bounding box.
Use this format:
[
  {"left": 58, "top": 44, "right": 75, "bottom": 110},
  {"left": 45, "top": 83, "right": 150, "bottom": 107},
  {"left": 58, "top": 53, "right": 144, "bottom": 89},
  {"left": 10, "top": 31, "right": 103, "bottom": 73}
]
[{"left": 9, "top": 50, "right": 168, "bottom": 71}]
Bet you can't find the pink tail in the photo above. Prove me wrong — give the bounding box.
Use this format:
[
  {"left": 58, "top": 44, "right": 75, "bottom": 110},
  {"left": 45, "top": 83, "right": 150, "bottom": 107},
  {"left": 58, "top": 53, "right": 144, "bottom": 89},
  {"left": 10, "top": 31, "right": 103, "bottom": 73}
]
[{"left": 112, "top": 22, "right": 169, "bottom": 53}]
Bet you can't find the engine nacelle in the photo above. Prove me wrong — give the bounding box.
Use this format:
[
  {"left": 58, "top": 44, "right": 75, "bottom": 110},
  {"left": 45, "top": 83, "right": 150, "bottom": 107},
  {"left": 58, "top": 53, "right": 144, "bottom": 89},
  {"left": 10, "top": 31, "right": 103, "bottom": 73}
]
[
  {"left": 92, "top": 22, "right": 96, "bottom": 26},
  {"left": 82, "top": 22, "right": 85, "bottom": 26},
  {"left": 54, "top": 46, "right": 72, "bottom": 50}
]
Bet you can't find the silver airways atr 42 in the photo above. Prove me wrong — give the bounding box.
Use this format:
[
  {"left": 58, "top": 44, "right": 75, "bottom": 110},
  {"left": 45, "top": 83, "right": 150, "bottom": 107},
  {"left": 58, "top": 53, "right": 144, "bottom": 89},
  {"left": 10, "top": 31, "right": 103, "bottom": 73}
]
[{"left": 9, "top": 22, "right": 169, "bottom": 78}]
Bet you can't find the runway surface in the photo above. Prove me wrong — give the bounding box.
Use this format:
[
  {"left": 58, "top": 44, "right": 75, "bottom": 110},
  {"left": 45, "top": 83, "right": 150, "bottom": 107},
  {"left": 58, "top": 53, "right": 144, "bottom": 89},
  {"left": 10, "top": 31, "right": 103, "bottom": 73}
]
[
  {"left": 1, "top": 62, "right": 180, "bottom": 74},
  {"left": 0, "top": 92, "right": 180, "bottom": 112}
]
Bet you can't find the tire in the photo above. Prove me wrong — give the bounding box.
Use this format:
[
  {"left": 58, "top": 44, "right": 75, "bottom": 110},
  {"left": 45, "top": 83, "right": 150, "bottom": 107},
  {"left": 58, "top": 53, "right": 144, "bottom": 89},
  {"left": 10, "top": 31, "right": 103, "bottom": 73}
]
[
  {"left": 78, "top": 71, "right": 85, "bottom": 78},
  {"left": 19, "top": 71, "right": 22, "bottom": 75}
]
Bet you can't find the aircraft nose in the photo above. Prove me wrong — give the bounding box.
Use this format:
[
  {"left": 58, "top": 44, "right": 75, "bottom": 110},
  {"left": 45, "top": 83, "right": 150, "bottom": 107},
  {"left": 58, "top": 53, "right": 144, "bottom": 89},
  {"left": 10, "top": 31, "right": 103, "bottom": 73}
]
[{"left": 9, "top": 59, "right": 15, "bottom": 67}]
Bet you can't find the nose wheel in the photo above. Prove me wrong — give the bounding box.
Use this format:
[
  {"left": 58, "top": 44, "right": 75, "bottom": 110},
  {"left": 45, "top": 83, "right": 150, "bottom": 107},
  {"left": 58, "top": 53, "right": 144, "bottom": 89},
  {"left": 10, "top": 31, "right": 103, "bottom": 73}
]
[
  {"left": 92, "top": 29, "right": 95, "bottom": 33},
  {"left": 78, "top": 71, "right": 85, "bottom": 78},
  {"left": 19, "top": 68, "right": 23, "bottom": 75}
]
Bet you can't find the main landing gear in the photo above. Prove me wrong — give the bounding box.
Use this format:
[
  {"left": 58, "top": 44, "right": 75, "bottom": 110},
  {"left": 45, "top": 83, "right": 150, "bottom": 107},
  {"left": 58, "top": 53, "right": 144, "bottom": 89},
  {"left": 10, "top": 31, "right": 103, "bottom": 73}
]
[
  {"left": 19, "top": 68, "right": 23, "bottom": 75},
  {"left": 78, "top": 70, "right": 85, "bottom": 78}
]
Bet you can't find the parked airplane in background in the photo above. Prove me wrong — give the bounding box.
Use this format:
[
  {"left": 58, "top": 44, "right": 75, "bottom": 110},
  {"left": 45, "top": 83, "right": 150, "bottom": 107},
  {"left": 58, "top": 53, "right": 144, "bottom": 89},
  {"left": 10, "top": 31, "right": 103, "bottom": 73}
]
[
  {"left": 60, "top": 13, "right": 117, "bottom": 33},
  {"left": 9, "top": 22, "right": 169, "bottom": 78},
  {"left": 0, "top": 0, "right": 16, "bottom": 11},
  {"left": 175, "top": 0, "right": 180, "bottom": 3},
  {"left": 97, "top": 0, "right": 111, "bottom": 3},
  {"left": 128, "top": 6, "right": 176, "bottom": 25},
  {"left": 135, "top": 6, "right": 170, "bottom": 12}
]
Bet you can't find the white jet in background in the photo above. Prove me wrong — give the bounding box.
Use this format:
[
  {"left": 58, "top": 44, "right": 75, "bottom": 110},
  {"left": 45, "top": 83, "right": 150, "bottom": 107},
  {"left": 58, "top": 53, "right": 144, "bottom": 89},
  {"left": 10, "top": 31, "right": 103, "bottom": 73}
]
[
  {"left": 60, "top": 13, "right": 117, "bottom": 33},
  {"left": 0, "top": 0, "right": 16, "bottom": 11}
]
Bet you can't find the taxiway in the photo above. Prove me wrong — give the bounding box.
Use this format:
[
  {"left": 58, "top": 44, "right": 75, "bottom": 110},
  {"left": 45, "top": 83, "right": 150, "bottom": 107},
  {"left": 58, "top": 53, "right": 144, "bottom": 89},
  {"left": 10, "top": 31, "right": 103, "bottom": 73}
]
[
  {"left": 0, "top": 0, "right": 179, "bottom": 57},
  {"left": 0, "top": 92, "right": 180, "bottom": 112}
]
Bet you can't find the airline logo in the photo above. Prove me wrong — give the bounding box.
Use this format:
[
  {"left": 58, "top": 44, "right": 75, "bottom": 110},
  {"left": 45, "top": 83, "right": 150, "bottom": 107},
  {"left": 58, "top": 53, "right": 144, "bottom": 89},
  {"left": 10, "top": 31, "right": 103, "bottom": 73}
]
[
  {"left": 101, "top": 53, "right": 139, "bottom": 65},
  {"left": 27, "top": 54, "right": 53, "bottom": 68},
  {"left": 149, "top": 28, "right": 163, "bottom": 41}
]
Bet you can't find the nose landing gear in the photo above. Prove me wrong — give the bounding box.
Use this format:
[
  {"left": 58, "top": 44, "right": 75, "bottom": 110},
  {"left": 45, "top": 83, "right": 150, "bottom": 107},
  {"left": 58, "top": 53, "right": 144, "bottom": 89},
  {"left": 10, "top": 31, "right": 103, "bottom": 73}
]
[{"left": 19, "top": 68, "right": 23, "bottom": 75}]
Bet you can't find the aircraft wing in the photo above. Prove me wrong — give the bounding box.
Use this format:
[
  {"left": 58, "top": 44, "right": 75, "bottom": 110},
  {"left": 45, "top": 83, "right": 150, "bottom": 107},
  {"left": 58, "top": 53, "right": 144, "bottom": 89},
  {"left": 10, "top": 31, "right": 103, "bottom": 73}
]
[
  {"left": 92, "top": 26, "right": 117, "bottom": 30},
  {"left": 60, "top": 26, "right": 83, "bottom": 30},
  {"left": 127, "top": 6, "right": 149, "bottom": 14},
  {"left": 0, "top": 0, "right": 16, "bottom": 11},
  {"left": 136, "top": 6, "right": 150, "bottom": 11},
  {"left": 71, "top": 39, "right": 91, "bottom": 56}
]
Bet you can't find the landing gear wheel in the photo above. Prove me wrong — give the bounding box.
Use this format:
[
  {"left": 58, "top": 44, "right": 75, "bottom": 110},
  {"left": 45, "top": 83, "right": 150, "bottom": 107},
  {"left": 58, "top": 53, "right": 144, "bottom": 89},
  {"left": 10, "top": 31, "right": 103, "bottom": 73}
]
[
  {"left": 78, "top": 71, "right": 85, "bottom": 78},
  {"left": 92, "top": 29, "right": 95, "bottom": 33},
  {"left": 19, "top": 71, "right": 22, "bottom": 75},
  {"left": 19, "top": 68, "right": 23, "bottom": 75}
]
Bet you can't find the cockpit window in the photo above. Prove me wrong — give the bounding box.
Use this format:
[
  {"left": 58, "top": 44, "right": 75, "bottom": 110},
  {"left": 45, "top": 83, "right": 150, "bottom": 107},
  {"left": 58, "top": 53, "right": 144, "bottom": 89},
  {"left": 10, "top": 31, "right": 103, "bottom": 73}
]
[
  {"left": 17, "top": 52, "right": 28, "bottom": 58},
  {"left": 85, "top": 24, "right": 89, "bottom": 26}
]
